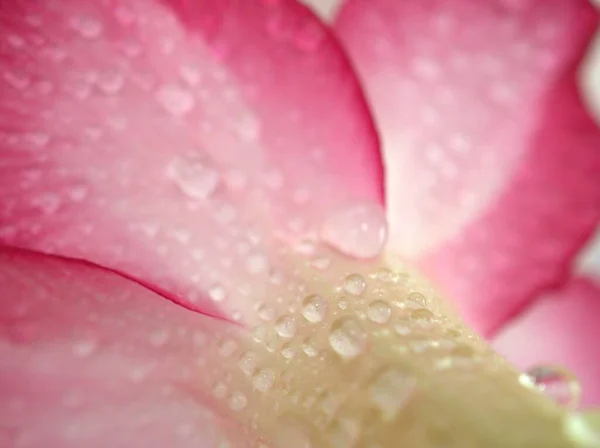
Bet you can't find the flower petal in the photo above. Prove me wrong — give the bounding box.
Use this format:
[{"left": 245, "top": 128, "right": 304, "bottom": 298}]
[
  {"left": 0, "top": 0, "right": 383, "bottom": 319},
  {"left": 0, "top": 248, "right": 250, "bottom": 447},
  {"left": 493, "top": 277, "right": 600, "bottom": 408},
  {"left": 335, "top": 0, "right": 600, "bottom": 334}
]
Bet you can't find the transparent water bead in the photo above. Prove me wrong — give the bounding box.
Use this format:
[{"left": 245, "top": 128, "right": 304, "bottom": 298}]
[
  {"left": 328, "top": 317, "right": 368, "bottom": 359},
  {"left": 321, "top": 202, "right": 387, "bottom": 259},
  {"left": 342, "top": 274, "right": 366, "bottom": 296},
  {"left": 523, "top": 364, "right": 581, "bottom": 409},
  {"left": 301, "top": 294, "right": 327, "bottom": 323}
]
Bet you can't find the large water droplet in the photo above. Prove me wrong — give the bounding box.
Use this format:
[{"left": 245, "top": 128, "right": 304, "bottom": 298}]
[
  {"left": 342, "top": 274, "right": 366, "bottom": 296},
  {"left": 275, "top": 315, "right": 297, "bottom": 339},
  {"left": 329, "top": 317, "right": 367, "bottom": 359},
  {"left": 301, "top": 294, "right": 327, "bottom": 323},
  {"left": 523, "top": 364, "right": 581, "bottom": 409},
  {"left": 369, "top": 367, "right": 416, "bottom": 421},
  {"left": 167, "top": 156, "right": 219, "bottom": 200},
  {"left": 321, "top": 203, "right": 387, "bottom": 259},
  {"left": 367, "top": 300, "right": 391, "bottom": 324}
]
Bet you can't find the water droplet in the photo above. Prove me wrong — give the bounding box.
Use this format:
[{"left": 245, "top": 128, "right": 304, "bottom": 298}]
[
  {"left": 156, "top": 83, "right": 195, "bottom": 116},
  {"left": 31, "top": 193, "right": 61, "bottom": 215},
  {"left": 402, "top": 292, "right": 427, "bottom": 310},
  {"left": 302, "top": 337, "right": 318, "bottom": 357},
  {"left": 69, "top": 16, "right": 103, "bottom": 39},
  {"left": 257, "top": 304, "right": 276, "bottom": 321},
  {"left": 281, "top": 342, "right": 296, "bottom": 359},
  {"left": 213, "top": 381, "right": 228, "bottom": 398},
  {"left": 167, "top": 156, "right": 219, "bottom": 200},
  {"left": 337, "top": 299, "right": 348, "bottom": 310},
  {"left": 523, "top": 364, "right": 581, "bottom": 409},
  {"left": 564, "top": 410, "right": 600, "bottom": 447},
  {"left": 375, "top": 268, "right": 398, "bottom": 283},
  {"left": 411, "top": 309, "right": 436, "bottom": 328},
  {"left": 229, "top": 391, "right": 247, "bottom": 411},
  {"left": 342, "top": 274, "right": 366, "bottom": 296},
  {"left": 72, "top": 339, "right": 97, "bottom": 357},
  {"left": 246, "top": 253, "right": 268, "bottom": 274},
  {"left": 310, "top": 257, "right": 331, "bottom": 270},
  {"left": 208, "top": 284, "right": 227, "bottom": 302},
  {"left": 367, "top": 300, "right": 391, "bottom": 324},
  {"left": 329, "top": 317, "right": 368, "bottom": 359},
  {"left": 252, "top": 325, "right": 267, "bottom": 343},
  {"left": 321, "top": 203, "right": 387, "bottom": 259},
  {"left": 253, "top": 368, "right": 275, "bottom": 392},
  {"left": 275, "top": 315, "right": 297, "bottom": 339},
  {"left": 301, "top": 294, "right": 327, "bottom": 323},
  {"left": 238, "top": 351, "right": 259, "bottom": 376},
  {"left": 369, "top": 367, "right": 416, "bottom": 421}
]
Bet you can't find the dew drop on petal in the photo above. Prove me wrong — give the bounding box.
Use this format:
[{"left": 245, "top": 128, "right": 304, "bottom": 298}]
[
  {"left": 302, "top": 337, "right": 318, "bottom": 357},
  {"left": 275, "top": 315, "right": 297, "bottom": 339},
  {"left": 342, "top": 274, "right": 366, "bottom": 296},
  {"left": 167, "top": 156, "right": 220, "bottom": 200},
  {"left": 367, "top": 300, "right": 391, "bottom": 324},
  {"left": 156, "top": 83, "right": 195, "bottom": 116},
  {"left": 522, "top": 364, "right": 581, "bottom": 409},
  {"left": 252, "top": 368, "right": 276, "bottom": 392},
  {"left": 328, "top": 317, "right": 367, "bottom": 359},
  {"left": 320, "top": 202, "right": 387, "bottom": 259},
  {"left": 369, "top": 367, "right": 416, "bottom": 421},
  {"left": 301, "top": 294, "right": 327, "bottom": 323},
  {"left": 228, "top": 391, "right": 248, "bottom": 411}
]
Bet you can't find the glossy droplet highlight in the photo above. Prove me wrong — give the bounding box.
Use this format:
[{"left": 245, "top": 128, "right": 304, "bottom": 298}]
[
  {"left": 167, "top": 157, "right": 219, "bottom": 200},
  {"left": 253, "top": 368, "right": 276, "bottom": 392},
  {"left": 369, "top": 367, "right": 417, "bottom": 421},
  {"left": 367, "top": 300, "right": 392, "bottom": 324},
  {"left": 343, "top": 274, "right": 366, "bottom": 296},
  {"left": 329, "top": 317, "right": 368, "bottom": 359},
  {"left": 302, "top": 337, "right": 318, "bottom": 357},
  {"left": 524, "top": 364, "right": 581, "bottom": 409},
  {"left": 275, "top": 315, "right": 297, "bottom": 339},
  {"left": 301, "top": 294, "right": 327, "bottom": 323},
  {"left": 156, "top": 83, "right": 195, "bottom": 116},
  {"left": 321, "top": 202, "right": 387, "bottom": 259},
  {"left": 229, "top": 391, "right": 248, "bottom": 411}
]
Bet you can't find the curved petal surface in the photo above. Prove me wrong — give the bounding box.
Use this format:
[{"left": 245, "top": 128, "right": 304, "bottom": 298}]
[
  {"left": 493, "top": 277, "right": 600, "bottom": 407},
  {"left": 335, "top": 0, "right": 600, "bottom": 334},
  {"left": 0, "top": 0, "right": 383, "bottom": 320},
  {"left": 0, "top": 248, "right": 251, "bottom": 448}
]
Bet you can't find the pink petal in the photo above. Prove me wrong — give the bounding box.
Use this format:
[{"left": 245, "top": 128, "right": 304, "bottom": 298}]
[
  {"left": 0, "top": 0, "right": 383, "bottom": 320},
  {"left": 335, "top": 0, "right": 600, "bottom": 334},
  {"left": 493, "top": 277, "right": 600, "bottom": 408},
  {"left": 0, "top": 248, "right": 251, "bottom": 447}
]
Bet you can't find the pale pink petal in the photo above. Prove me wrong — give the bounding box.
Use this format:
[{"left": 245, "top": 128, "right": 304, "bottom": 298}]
[
  {"left": 0, "top": 248, "right": 250, "bottom": 448},
  {"left": 493, "top": 277, "right": 600, "bottom": 408},
  {"left": 0, "top": 0, "right": 383, "bottom": 320},
  {"left": 335, "top": 0, "right": 600, "bottom": 334},
  {"left": 299, "top": 0, "right": 344, "bottom": 20}
]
